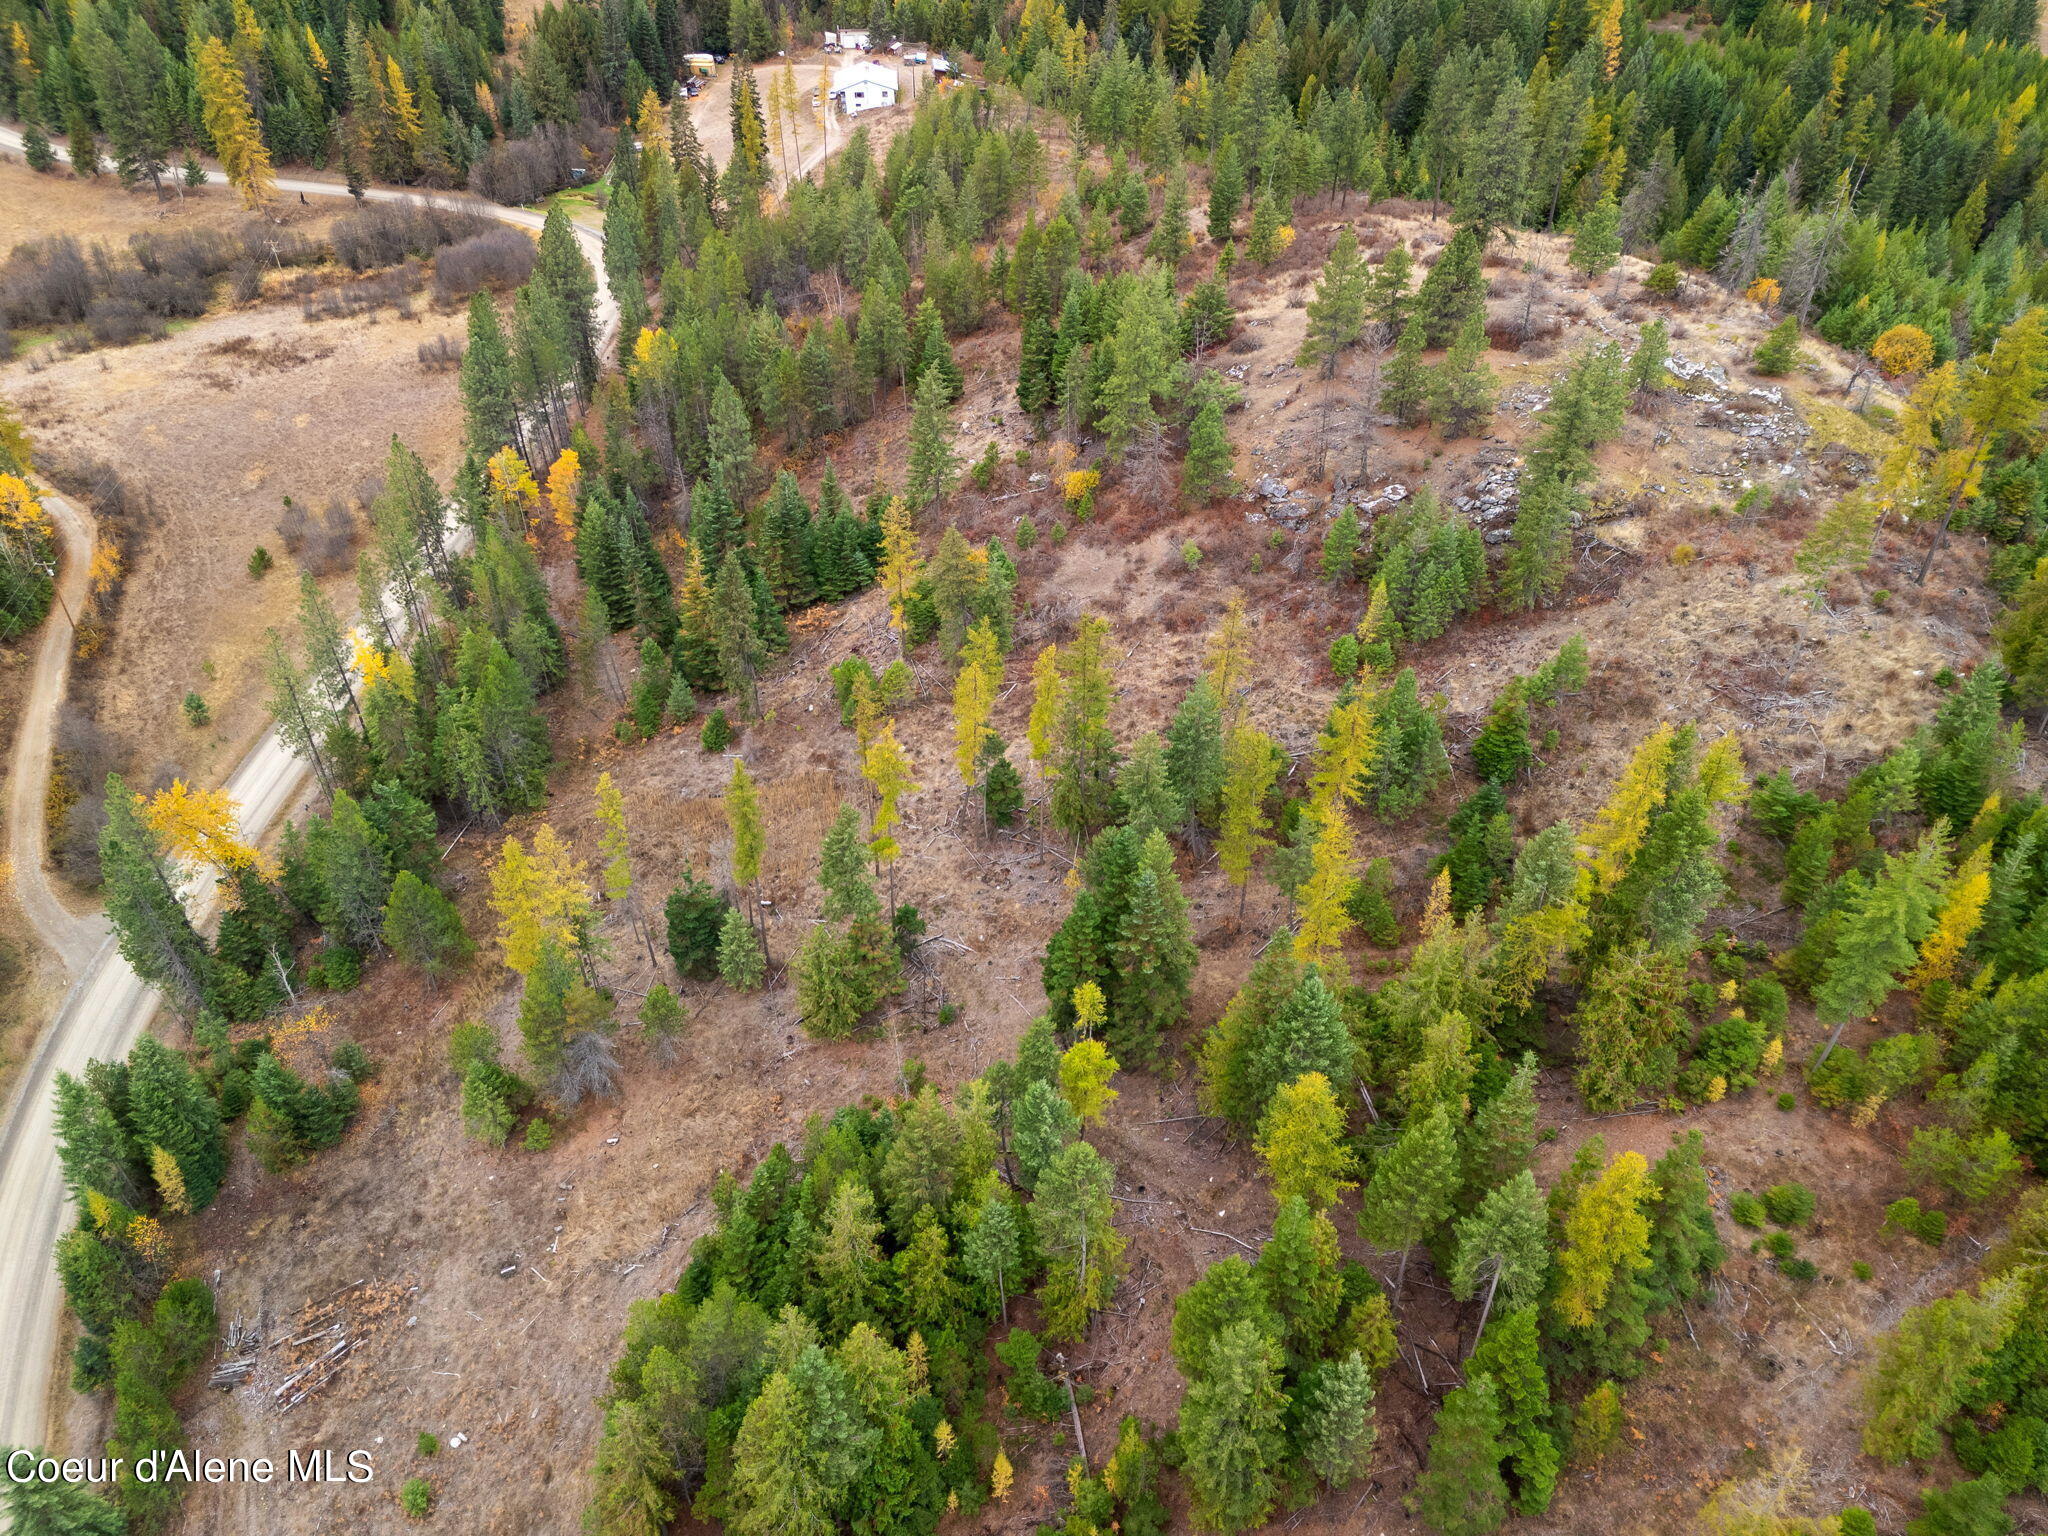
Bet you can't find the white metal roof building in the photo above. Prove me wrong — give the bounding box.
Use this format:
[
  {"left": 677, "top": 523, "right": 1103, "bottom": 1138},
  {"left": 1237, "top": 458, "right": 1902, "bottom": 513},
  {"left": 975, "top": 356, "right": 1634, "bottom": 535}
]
[{"left": 828, "top": 60, "right": 898, "bottom": 115}]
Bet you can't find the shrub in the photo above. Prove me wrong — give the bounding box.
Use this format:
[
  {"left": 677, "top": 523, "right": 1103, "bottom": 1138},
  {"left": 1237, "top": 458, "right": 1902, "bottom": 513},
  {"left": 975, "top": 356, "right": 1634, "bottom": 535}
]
[
  {"left": 1644, "top": 262, "right": 1680, "bottom": 296},
  {"left": 305, "top": 944, "right": 362, "bottom": 991},
  {"left": 1752, "top": 318, "right": 1802, "bottom": 376},
  {"left": 1851, "top": 1261, "right": 1873, "bottom": 1282},
  {"left": 467, "top": 126, "right": 580, "bottom": 205},
  {"left": 399, "top": 1476, "right": 433, "bottom": 1518},
  {"left": 247, "top": 545, "right": 273, "bottom": 578},
  {"left": 330, "top": 200, "right": 494, "bottom": 272},
  {"left": 1762, "top": 1182, "right": 1815, "bottom": 1227},
  {"left": 1777, "top": 1092, "right": 1797, "bottom": 1111},
  {"left": 182, "top": 692, "right": 210, "bottom": 727},
  {"left": 429, "top": 227, "right": 535, "bottom": 303},
  {"left": 1884, "top": 1196, "right": 1949, "bottom": 1247},
  {"left": 1840, "top": 1508, "right": 1876, "bottom": 1536},
  {"left": 1572, "top": 1382, "right": 1624, "bottom": 1463},
  {"left": 276, "top": 495, "right": 358, "bottom": 577},
  {"left": 417, "top": 1432, "right": 439, "bottom": 1457},
  {"left": 1870, "top": 324, "right": 1934, "bottom": 379},
  {"left": 331, "top": 1041, "right": 375, "bottom": 1083},
  {"left": 1779, "top": 1257, "right": 1818, "bottom": 1282},
  {"left": 1729, "top": 1192, "right": 1767, "bottom": 1228}
]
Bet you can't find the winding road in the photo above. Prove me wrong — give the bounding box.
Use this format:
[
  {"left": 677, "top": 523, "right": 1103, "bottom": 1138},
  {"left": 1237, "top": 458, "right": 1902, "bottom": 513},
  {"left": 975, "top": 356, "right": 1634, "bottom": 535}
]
[{"left": 0, "top": 125, "right": 620, "bottom": 1454}]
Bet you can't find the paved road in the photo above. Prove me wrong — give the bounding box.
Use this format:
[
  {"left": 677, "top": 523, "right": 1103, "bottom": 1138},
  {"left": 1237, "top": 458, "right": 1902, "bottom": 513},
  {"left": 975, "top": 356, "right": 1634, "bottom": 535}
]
[{"left": 0, "top": 125, "right": 620, "bottom": 1455}]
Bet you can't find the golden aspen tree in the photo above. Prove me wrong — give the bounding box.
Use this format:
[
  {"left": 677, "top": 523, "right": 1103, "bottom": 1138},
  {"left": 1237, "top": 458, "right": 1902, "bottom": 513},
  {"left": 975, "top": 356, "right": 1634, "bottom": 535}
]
[
  {"left": 1206, "top": 591, "right": 1254, "bottom": 728},
  {"left": 139, "top": 780, "right": 271, "bottom": 878},
  {"left": 1580, "top": 724, "right": 1676, "bottom": 892},
  {"left": 196, "top": 35, "right": 274, "bottom": 207},
  {"left": 486, "top": 446, "right": 542, "bottom": 536},
  {"left": 1909, "top": 843, "right": 1992, "bottom": 988},
  {"left": 1294, "top": 808, "right": 1359, "bottom": 971},
  {"left": 877, "top": 496, "right": 923, "bottom": 653},
  {"left": 1554, "top": 1149, "right": 1655, "bottom": 1328},
  {"left": 1027, "top": 643, "right": 1062, "bottom": 771},
  {"left": 952, "top": 619, "right": 1003, "bottom": 786},
  {"left": 546, "top": 449, "right": 582, "bottom": 541},
  {"left": 351, "top": 630, "right": 397, "bottom": 695},
  {"left": 1219, "top": 724, "right": 1281, "bottom": 921}
]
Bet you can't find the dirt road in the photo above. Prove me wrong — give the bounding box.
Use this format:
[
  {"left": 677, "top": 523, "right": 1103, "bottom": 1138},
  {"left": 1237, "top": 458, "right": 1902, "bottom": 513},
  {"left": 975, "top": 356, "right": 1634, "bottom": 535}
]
[
  {"left": 0, "top": 122, "right": 620, "bottom": 1454},
  {"left": 4, "top": 487, "right": 106, "bottom": 975}
]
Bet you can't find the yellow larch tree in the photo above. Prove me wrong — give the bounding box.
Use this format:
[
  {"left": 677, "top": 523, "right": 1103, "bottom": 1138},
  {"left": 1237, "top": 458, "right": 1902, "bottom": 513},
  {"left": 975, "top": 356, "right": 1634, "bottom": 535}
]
[
  {"left": 149, "top": 1144, "right": 191, "bottom": 1216},
  {"left": 1254, "top": 1071, "right": 1360, "bottom": 1210},
  {"left": 1058, "top": 1038, "right": 1120, "bottom": 1125},
  {"left": 1909, "top": 842, "right": 1992, "bottom": 988},
  {"left": 1218, "top": 724, "right": 1280, "bottom": 921},
  {"left": 1071, "top": 980, "right": 1107, "bottom": 1039},
  {"left": 877, "top": 496, "right": 923, "bottom": 653},
  {"left": 1205, "top": 591, "right": 1254, "bottom": 728},
  {"left": 595, "top": 772, "right": 633, "bottom": 903},
  {"left": 196, "top": 35, "right": 274, "bottom": 207},
  {"left": 1293, "top": 808, "right": 1359, "bottom": 972},
  {"left": 1554, "top": 1148, "right": 1656, "bottom": 1328},
  {"left": 385, "top": 55, "right": 423, "bottom": 151},
  {"left": 952, "top": 619, "right": 1004, "bottom": 787},
  {"left": 1027, "top": 643, "right": 1063, "bottom": 772},
  {"left": 1309, "top": 688, "right": 1377, "bottom": 811},
  {"left": 488, "top": 823, "right": 593, "bottom": 976},
  {"left": 1580, "top": 724, "right": 1677, "bottom": 892},
  {"left": 863, "top": 722, "right": 919, "bottom": 901}
]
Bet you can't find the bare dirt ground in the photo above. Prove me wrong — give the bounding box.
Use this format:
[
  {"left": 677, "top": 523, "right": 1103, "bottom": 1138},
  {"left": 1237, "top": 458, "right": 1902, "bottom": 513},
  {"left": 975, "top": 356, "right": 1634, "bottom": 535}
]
[
  {"left": 684, "top": 48, "right": 925, "bottom": 199},
  {"left": 44, "top": 178, "right": 2029, "bottom": 1535},
  {"left": 1, "top": 298, "right": 468, "bottom": 805},
  {"left": 0, "top": 158, "right": 319, "bottom": 250}
]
